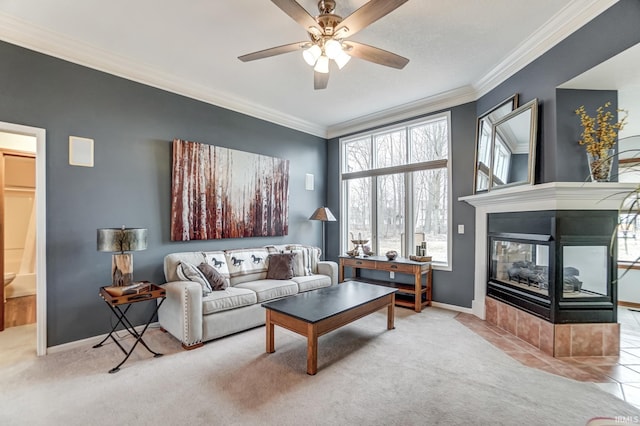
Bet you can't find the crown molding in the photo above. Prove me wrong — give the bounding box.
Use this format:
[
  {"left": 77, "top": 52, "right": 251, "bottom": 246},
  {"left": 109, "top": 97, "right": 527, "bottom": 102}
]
[
  {"left": 473, "top": 0, "right": 619, "bottom": 98},
  {"left": 0, "top": 1, "right": 620, "bottom": 140},
  {"left": 0, "top": 12, "right": 327, "bottom": 138},
  {"left": 327, "top": 0, "right": 618, "bottom": 139},
  {"left": 326, "top": 86, "right": 477, "bottom": 139}
]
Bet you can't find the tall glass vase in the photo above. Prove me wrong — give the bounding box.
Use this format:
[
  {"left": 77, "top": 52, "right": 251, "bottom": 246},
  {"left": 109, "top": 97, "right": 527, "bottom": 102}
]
[{"left": 587, "top": 149, "right": 614, "bottom": 182}]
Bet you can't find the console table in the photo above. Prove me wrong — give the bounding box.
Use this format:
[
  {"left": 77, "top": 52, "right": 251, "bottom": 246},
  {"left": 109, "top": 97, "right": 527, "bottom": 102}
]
[{"left": 339, "top": 255, "right": 432, "bottom": 312}]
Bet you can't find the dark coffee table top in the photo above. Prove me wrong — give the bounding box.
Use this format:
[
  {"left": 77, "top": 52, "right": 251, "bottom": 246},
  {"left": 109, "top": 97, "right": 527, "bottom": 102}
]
[{"left": 261, "top": 281, "right": 397, "bottom": 324}]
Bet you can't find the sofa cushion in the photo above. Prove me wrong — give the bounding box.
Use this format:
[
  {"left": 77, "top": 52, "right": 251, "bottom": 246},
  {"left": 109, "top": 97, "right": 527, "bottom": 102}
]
[
  {"left": 291, "top": 274, "right": 332, "bottom": 292},
  {"left": 198, "top": 262, "right": 228, "bottom": 291},
  {"left": 202, "top": 287, "right": 258, "bottom": 315},
  {"left": 202, "top": 251, "right": 231, "bottom": 286},
  {"left": 176, "top": 261, "right": 212, "bottom": 295},
  {"left": 225, "top": 248, "right": 269, "bottom": 285},
  {"left": 290, "top": 251, "right": 306, "bottom": 277},
  {"left": 235, "top": 279, "right": 298, "bottom": 303},
  {"left": 266, "top": 253, "right": 295, "bottom": 280},
  {"left": 164, "top": 252, "right": 207, "bottom": 282},
  {"left": 202, "top": 250, "right": 230, "bottom": 272},
  {"left": 285, "top": 245, "right": 320, "bottom": 276}
]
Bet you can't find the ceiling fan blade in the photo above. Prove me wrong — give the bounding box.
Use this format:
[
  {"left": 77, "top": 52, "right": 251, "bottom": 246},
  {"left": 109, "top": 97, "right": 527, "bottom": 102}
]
[
  {"left": 335, "top": 0, "right": 409, "bottom": 38},
  {"left": 314, "top": 71, "right": 329, "bottom": 90},
  {"left": 345, "top": 41, "right": 409, "bottom": 69},
  {"left": 271, "top": 0, "right": 322, "bottom": 34},
  {"left": 238, "top": 42, "right": 307, "bottom": 62}
]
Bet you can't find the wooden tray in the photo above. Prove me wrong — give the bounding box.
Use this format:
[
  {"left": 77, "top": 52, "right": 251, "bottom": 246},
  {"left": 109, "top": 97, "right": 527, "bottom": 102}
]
[
  {"left": 409, "top": 255, "right": 432, "bottom": 262},
  {"left": 99, "top": 283, "right": 165, "bottom": 306}
]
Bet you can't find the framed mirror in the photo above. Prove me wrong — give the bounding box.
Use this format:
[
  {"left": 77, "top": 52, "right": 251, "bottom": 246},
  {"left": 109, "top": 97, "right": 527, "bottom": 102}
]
[
  {"left": 489, "top": 98, "right": 538, "bottom": 189},
  {"left": 473, "top": 94, "right": 518, "bottom": 193}
]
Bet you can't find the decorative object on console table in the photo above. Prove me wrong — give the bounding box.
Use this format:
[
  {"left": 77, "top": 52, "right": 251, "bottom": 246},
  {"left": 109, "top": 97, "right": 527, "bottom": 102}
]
[
  {"left": 409, "top": 255, "right": 432, "bottom": 262},
  {"left": 309, "top": 206, "right": 336, "bottom": 260},
  {"left": 349, "top": 232, "right": 369, "bottom": 257},
  {"left": 97, "top": 226, "right": 148, "bottom": 287},
  {"left": 575, "top": 102, "right": 627, "bottom": 182}
]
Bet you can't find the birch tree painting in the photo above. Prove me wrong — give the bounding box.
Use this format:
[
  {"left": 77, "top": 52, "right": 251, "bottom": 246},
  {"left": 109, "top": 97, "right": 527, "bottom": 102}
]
[{"left": 171, "top": 139, "right": 289, "bottom": 241}]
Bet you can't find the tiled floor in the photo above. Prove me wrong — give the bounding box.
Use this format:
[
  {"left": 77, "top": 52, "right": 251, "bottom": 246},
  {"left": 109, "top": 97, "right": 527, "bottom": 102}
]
[{"left": 456, "top": 307, "right": 640, "bottom": 409}]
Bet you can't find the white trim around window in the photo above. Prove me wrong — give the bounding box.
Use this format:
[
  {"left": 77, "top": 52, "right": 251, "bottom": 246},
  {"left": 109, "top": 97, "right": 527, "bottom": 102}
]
[{"left": 339, "top": 112, "right": 452, "bottom": 270}]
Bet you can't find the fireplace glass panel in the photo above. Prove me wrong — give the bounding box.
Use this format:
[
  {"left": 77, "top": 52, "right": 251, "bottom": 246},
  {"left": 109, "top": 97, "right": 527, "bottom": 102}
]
[
  {"left": 562, "top": 246, "right": 608, "bottom": 298},
  {"left": 491, "top": 240, "right": 549, "bottom": 297}
]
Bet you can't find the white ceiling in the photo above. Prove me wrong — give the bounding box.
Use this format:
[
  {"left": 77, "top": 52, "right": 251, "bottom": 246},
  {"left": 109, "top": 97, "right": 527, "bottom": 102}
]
[{"left": 0, "top": 0, "right": 618, "bottom": 137}]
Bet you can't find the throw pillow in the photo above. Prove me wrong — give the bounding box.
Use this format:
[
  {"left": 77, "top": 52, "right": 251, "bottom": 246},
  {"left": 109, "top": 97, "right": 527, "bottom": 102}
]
[
  {"left": 290, "top": 252, "right": 305, "bottom": 277},
  {"left": 286, "top": 245, "right": 320, "bottom": 276},
  {"left": 266, "top": 253, "right": 295, "bottom": 280},
  {"left": 198, "top": 262, "right": 228, "bottom": 291},
  {"left": 176, "top": 261, "right": 212, "bottom": 295}
]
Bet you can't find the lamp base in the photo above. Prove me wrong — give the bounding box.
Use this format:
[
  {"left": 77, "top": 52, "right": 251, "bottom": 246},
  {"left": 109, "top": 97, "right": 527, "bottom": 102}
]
[{"left": 112, "top": 253, "right": 133, "bottom": 286}]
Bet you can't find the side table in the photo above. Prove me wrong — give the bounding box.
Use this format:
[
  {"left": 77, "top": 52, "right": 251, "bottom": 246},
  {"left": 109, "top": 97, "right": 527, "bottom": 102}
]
[{"left": 94, "top": 283, "right": 166, "bottom": 373}]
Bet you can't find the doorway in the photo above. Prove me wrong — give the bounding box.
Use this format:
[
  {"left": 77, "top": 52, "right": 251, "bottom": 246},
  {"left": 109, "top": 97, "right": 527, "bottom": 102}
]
[{"left": 0, "top": 122, "right": 46, "bottom": 356}]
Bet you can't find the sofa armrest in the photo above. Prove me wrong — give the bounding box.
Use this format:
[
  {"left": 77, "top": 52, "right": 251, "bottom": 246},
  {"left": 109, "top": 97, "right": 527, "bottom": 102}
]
[
  {"left": 318, "top": 261, "right": 338, "bottom": 285},
  {"left": 158, "top": 280, "right": 203, "bottom": 348}
]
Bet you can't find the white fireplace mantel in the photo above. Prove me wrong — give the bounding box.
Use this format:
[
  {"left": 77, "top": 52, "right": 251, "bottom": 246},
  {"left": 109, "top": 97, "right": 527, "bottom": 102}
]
[{"left": 459, "top": 182, "right": 638, "bottom": 319}]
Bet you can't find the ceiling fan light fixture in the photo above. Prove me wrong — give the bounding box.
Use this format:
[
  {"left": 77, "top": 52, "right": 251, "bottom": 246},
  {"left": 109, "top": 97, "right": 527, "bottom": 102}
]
[
  {"left": 334, "top": 49, "right": 351, "bottom": 69},
  {"left": 324, "top": 39, "right": 342, "bottom": 60},
  {"left": 303, "top": 44, "right": 322, "bottom": 66},
  {"left": 314, "top": 55, "right": 330, "bottom": 73}
]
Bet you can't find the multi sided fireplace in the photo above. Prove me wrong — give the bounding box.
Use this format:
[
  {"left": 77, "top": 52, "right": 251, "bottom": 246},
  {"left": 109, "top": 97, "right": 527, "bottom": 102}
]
[{"left": 487, "top": 210, "right": 617, "bottom": 324}]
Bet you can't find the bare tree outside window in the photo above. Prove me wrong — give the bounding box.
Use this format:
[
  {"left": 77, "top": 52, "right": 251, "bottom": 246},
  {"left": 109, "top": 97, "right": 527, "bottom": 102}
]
[{"left": 341, "top": 114, "right": 451, "bottom": 265}]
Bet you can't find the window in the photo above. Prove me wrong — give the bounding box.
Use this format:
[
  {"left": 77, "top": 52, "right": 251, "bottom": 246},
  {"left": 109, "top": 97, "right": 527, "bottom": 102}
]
[
  {"left": 492, "top": 136, "right": 511, "bottom": 185},
  {"left": 617, "top": 140, "right": 640, "bottom": 265},
  {"left": 340, "top": 113, "right": 451, "bottom": 268}
]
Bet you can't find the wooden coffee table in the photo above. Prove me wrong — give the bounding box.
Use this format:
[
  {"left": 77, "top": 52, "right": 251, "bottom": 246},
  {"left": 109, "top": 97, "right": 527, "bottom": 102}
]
[{"left": 261, "top": 281, "right": 397, "bottom": 375}]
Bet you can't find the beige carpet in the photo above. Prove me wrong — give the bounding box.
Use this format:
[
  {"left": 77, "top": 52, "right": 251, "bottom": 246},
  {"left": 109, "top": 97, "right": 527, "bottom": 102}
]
[{"left": 0, "top": 308, "right": 637, "bottom": 425}]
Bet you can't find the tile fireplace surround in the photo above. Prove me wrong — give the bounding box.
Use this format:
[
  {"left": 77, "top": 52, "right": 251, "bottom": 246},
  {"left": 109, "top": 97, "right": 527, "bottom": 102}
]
[{"left": 460, "top": 182, "right": 636, "bottom": 357}]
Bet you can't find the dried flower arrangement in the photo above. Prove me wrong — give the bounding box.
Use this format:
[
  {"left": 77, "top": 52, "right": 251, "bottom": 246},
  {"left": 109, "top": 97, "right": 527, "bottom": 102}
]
[
  {"left": 575, "top": 102, "right": 628, "bottom": 181},
  {"left": 576, "top": 102, "right": 628, "bottom": 156}
]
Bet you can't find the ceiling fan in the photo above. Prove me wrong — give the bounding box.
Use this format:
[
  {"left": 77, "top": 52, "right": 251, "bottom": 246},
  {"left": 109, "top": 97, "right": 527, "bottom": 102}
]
[{"left": 238, "top": 0, "right": 410, "bottom": 90}]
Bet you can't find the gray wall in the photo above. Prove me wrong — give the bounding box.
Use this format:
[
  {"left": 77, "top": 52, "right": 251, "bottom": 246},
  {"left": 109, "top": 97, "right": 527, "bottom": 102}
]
[
  {"left": 556, "top": 89, "right": 619, "bottom": 181},
  {"left": 2, "top": 0, "right": 639, "bottom": 345},
  {"left": 477, "top": 0, "right": 640, "bottom": 183},
  {"left": 326, "top": 102, "right": 478, "bottom": 308},
  {"left": 326, "top": 0, "right": 640, "bottom": 308},
  {"left": 0, "top": 41, "right": 326, "bottom": 346}
]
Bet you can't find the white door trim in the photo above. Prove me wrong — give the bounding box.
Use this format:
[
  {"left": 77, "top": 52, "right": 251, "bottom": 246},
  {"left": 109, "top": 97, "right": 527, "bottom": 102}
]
[{"left": 0, "top": 121, "right": 46, "bottom": 355}]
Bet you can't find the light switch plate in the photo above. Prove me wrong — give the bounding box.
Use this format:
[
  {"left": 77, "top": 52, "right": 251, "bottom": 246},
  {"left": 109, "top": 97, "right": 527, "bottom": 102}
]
[
  {"left": 390, "top": 271, "right": 395, "bottom": 279},
  {"left": 458, "top": 224, "right": 465, "bottom": 234}
]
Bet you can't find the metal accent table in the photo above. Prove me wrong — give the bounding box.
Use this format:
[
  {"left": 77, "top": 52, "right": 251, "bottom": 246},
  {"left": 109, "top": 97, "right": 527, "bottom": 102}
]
[{"left": 94, "top": 283, "right": 166, "bottom": 373}]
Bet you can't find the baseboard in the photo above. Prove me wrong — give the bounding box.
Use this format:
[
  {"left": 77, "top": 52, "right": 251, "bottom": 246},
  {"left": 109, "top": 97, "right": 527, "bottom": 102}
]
[
  {"left": 47, "top": 321, "right": 161, "bottom": 354},
  {"left": 47, "top": 303, "right": 473, "bottom": 354},
  {"left": 431, "top": 302, "right": 473, "bottom": 314}
]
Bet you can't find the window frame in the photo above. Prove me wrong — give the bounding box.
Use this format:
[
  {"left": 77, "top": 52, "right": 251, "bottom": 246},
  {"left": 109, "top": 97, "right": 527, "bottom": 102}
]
[
  {"left": 339, "top": 112, "right": 452, "bottom": 270},
  {"left": 617, "top": 157, "right": 640, "bottom": 268}
]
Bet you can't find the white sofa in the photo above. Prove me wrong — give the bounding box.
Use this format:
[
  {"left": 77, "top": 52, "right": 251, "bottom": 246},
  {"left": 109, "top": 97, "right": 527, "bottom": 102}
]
[{"left": 158, "top": 244, "right": 338, "bottom": 349}]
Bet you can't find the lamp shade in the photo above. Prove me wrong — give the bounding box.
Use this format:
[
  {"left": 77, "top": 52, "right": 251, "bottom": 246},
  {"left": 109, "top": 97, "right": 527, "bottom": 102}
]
[
  {"left": 309, "top": 207, "right": 336, "bottom": 222},
  {"left": 97, "top": 227, "right": 148, "bottom": 253},
  {"left": 303, "top": 44, "right": 322, "bottom": 66}
]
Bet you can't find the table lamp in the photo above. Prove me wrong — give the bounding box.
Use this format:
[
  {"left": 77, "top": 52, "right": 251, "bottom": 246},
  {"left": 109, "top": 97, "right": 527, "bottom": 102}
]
[
  {"left": 97, "top": 226, "right": 148, "bottom": 286},
  {"left": 309, "top": 207, "right": 336, "bottom": 260}
]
